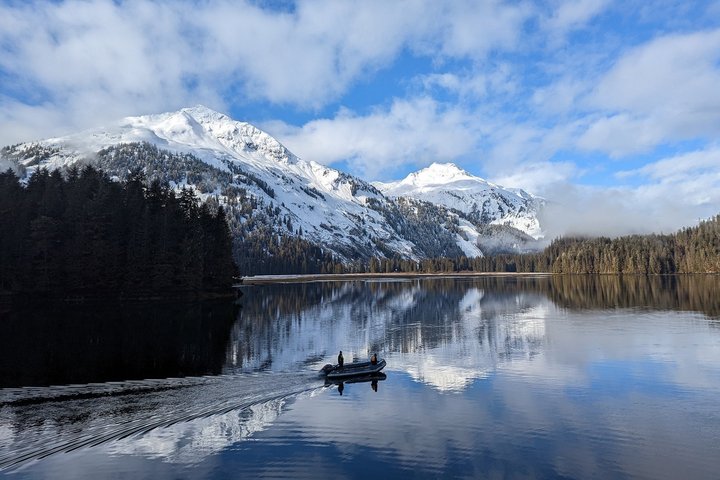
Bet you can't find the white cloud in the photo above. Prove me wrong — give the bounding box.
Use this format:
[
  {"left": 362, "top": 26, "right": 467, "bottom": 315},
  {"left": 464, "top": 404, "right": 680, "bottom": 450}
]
[
  {"left": 540, "top": 185, "right": 688, "bottom": 238},
  {"left": 493, "top": 161, "right": 580, "bottom": 193},
  {"left": 265, "top": 97, "right": 478, "bottom": 180},
  {"left": 0, "top": 1, "right": 223, "bottom": 144},
  {"left": 0, "top": 99, "right": 71, "bottom": 147},
  {"left": 618, "top": 147, "right": 720, "bottom": 181},
  {"left": 619, "top": 147, "right": 720, "bottom": 208},
  {"left": 0, "top": 0, "right": 714, "bottom": 241},
  {"left": 577, "top": 113, "right": 665, "bottom": 156},
  {"left": 190, "top": 0, "right": 416, "bottom": 107},
  {"left": 578, "top": 29, "right": 720, "bottom": 155},
  {"left": 543, "top": 0, "right": 610, "bottom": 35},
  {"left": 0, "top": 0, "right": 533, "bottom": 146},
  {"left": 420, "top": 73, "right": 489, "bottom": 100},
  {"left": 432, "top": 0, "right": 532, "bottom": 59},
  {"left": 419, "top": 64, "right": 519, "bottom": 102},
  {"left": 482, "top": 120, "right": 583, "bottom": 180},
  {"left": 203, "top": 0, "right": 505, "bottom": 105},
  {"left": 531, "top": 78, "right": 590, "bottom": 116},
  {"left": 539, "top": 147, "right": 720, "bottom": 238}
]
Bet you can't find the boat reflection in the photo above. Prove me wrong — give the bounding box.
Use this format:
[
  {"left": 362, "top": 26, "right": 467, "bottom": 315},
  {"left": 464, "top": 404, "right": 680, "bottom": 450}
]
[{"left": 325, "top": 372, "right": 387, "bottom": 395}]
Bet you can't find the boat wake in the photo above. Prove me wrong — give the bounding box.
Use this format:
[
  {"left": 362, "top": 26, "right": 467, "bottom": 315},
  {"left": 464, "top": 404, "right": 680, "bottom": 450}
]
[{"left": 0, "top": 372, "right": 325, "bottom": 471}]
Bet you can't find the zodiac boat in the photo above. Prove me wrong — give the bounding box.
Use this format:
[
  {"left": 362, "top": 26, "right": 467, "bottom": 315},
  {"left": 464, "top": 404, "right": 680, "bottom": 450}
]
[{"left": 320, "top": 358, "right": 386, "bottom": 380}]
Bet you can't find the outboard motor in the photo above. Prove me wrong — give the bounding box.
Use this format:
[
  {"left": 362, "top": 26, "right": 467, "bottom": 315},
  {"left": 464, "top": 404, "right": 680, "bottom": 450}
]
[{"left": 320, "top": 364, "right": 334, "bottom": 375}]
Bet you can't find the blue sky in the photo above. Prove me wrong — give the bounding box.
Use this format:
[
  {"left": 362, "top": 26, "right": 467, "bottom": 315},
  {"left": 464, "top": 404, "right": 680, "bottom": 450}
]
[{"left": 1, "top": 0, "right": 719, "bottom": 234}]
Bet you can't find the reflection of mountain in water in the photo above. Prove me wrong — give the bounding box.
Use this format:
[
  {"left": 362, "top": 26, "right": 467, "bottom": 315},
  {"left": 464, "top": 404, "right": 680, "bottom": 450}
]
[
  {"left": 234, "top": 275, "right": 720, "bottom": 391},
  {"left": 234, "top": 278, "right": 551, "bottom": 391},
  {"left": 102, "top": 376, "right": 322, "bottom": 466},
  {"left": 0, "top": 371, "right": 322, "bottom": 470}
]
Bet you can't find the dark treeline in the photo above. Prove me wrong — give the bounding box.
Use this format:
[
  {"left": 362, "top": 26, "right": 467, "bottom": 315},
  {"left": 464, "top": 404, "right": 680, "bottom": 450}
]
[
  {"left": 363, "top": 214, "right": 720, "bottom": 274},
  {"left": 231, "top": 211, "right": 344, "bottom": 275},
  {"left": 0, "top": 166, "right": 235, "bottom": 299}
]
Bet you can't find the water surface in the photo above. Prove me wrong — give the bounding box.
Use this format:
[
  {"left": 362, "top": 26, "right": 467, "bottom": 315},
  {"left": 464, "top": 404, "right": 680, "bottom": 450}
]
[{"left": 2, "top": 275, "right": 720, "bottom": 479}]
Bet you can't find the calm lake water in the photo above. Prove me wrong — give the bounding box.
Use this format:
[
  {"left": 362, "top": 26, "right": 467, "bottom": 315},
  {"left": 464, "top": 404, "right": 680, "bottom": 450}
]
[{"left": 2, "top": 275, "right": 720, "bottom": 479}]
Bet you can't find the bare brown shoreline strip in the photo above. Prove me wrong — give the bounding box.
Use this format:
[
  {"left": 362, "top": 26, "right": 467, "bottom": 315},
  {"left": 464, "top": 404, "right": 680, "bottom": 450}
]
[{"left": 237, "top": 271, "right": 553, "bottom": 285}]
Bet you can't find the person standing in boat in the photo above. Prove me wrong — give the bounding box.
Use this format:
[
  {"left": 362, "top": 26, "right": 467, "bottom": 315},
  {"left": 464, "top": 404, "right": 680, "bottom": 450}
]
[
  {"left": 371, "top": 353, "right": 377, "bottom": 365},
  {"left": 338, "top": 350, "right": 344, "bottom": 368}
]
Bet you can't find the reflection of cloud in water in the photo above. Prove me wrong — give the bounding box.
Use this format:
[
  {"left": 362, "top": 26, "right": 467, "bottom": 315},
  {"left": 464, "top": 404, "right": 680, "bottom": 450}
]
[
  {"left": 514, "top": 309, "right": 720, "bottom": 393},
  {"left": 393, "top": 289, "right": 550, "bottom": 391},
  {"left": 400, "top": 356, "right": 490, "bottom": 392},
  {"left": 273, "top": 355, "right": 720, "bottom": 480},
  {"left": 233, "top": 282, "right": 550, "bottom": 392}
]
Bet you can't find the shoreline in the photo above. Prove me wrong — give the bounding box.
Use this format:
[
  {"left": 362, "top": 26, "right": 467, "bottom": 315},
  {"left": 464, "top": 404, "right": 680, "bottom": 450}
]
[{"left": 237, "top": 271, "right": 553, "bottom": 285}]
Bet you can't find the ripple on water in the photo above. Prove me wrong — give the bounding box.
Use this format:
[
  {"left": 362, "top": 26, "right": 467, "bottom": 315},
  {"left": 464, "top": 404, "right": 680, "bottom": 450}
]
[{"left": 0, "top": 372, "right": 325, "bottom": 471}]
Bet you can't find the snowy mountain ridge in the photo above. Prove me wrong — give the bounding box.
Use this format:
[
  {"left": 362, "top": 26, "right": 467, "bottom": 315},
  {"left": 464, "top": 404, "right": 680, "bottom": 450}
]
[
  {"left": 1, "top": 106, "right": 544, "bottom": 266},
  {"left": 384, "top": 162, "right": 477, "bottom": 188},
  {"left": 375, "top": 163, "right": 543, "bottom": 239}
]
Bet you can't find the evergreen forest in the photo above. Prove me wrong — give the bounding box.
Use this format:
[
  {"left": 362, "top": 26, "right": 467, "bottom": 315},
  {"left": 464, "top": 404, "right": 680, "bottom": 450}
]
[
  {"left": 0, "top": 166, "right": 235, "bottom": 300},
  {"left": 363, "top": 214, "right": 720, "bottom": 275}
]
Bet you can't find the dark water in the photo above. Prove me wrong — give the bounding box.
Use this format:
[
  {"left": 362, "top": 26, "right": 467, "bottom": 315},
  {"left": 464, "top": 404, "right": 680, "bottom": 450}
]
[{"left": 2, "top": 275, "right": 720, "bottom": 479}]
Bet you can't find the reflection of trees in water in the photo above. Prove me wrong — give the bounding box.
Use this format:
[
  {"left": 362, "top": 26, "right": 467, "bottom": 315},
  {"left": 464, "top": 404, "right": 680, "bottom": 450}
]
[
  {"left": 377, "top": 285, "right": 464, "bottom": 354},
  {"left": 245, "top": 275, "right": 720, "bottom": 318},
  {"left": 543, "top": 275, "right": 720, "bottom": 318},
  {"left": 230, "top": 282, "right": 364, "bottom": 369},
  {"left": 0, "top": 301, "right": 237, "bottom": 387},
  {"left": 238, "top": 280, "right": 469, "bottom": 351},
  {"left": 234, "top": 275, "right": 720, "bottom": 371}
]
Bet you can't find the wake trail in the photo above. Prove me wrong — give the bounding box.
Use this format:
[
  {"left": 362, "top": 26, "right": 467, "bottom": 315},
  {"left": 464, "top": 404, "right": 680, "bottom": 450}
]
[{"left": 0, "top": 371, "right": 326, "bottom": 471}]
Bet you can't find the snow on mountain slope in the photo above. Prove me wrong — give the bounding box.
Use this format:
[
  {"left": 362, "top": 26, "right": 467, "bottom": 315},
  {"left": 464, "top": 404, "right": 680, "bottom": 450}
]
[
  {"left": 375, "top": 163, "right": 544, "bottom": 239},
  {"left": 1, "top": 106, "right": 432, "bottom": 261},
  {"left": 1, "top": 106, "right": 544, "bottom": 264},
  {"left": 29, "top": 106, "right": 297, "bottom": 174}
]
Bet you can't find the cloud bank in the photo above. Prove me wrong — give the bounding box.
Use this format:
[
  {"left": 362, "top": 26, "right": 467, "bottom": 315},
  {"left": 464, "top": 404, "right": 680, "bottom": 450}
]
[{"left": 0, "top": 0, "right": 530, "bottom": 143}]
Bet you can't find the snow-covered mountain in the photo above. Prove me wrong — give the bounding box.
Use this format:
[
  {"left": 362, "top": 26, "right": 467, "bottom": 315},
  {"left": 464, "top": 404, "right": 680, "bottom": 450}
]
[
  {"left": 374, "top": 162, "right": 543, "bottom": 239},
  {"left": 0, "top": 106, "right": 544, "bottom": 267}
]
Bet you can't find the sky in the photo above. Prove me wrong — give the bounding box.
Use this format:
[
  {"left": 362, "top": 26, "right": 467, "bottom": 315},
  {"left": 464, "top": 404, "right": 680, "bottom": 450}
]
[{"left": 1, "top": 0, "right": 719, "bottom": 236}]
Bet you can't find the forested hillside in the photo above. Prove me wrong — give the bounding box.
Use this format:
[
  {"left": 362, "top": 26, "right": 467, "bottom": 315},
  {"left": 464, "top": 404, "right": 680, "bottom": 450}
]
[
  {"left": 368, "top": 215, "right": 720, "bottom": 274},
  {"left": 96, "top": 142, "right": 346, "bottom": 274},
  {"left": 36, "top": 142, "right": 482, "bottom": 274},
  {"left": 0, "top": 166, "right": 235, "bottom": 299}
]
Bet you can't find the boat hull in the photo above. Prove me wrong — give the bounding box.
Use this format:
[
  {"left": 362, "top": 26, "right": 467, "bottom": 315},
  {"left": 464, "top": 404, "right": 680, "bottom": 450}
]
[{"left": 324, "top": 359, "right": 386, "bottom": 380}]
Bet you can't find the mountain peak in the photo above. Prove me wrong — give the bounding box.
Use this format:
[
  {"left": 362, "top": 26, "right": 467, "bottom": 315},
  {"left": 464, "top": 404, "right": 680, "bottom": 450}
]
[
  {"left": 406, "top": 162, "right": 476, "bottom": 186},
  {"left": 180, "top": 105, "right": 232, "bottom": 124},
  {"left": 117, "top": 105, "right": 298, "bottom": 165},
  {"left": 373, "top": 162, "right": 543, "bottom": 239}
]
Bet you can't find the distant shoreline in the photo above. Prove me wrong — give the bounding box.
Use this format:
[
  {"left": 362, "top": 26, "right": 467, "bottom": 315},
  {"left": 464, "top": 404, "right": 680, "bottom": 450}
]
[{"left": 237, "top": 271, "right": 553, "bottom": 285}]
